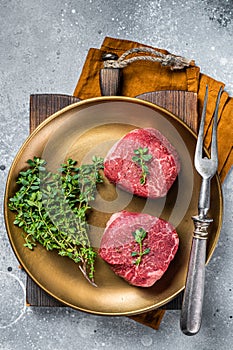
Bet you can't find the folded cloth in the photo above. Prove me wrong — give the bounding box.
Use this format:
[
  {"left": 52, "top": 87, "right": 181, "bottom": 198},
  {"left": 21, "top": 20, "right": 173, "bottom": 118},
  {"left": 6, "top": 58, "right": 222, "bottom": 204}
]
[
  {"left": 74, "top": 36, "right": 233, "bottom": 183},
  {"left": 73, "top": 36, "right": 232, "bottom": 330}
]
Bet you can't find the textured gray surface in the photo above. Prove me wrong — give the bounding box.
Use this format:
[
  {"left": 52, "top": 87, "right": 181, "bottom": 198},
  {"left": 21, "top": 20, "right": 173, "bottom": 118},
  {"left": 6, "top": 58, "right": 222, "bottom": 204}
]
[{"left": 0, "top": 0, "right": 233, "bottom": 349}]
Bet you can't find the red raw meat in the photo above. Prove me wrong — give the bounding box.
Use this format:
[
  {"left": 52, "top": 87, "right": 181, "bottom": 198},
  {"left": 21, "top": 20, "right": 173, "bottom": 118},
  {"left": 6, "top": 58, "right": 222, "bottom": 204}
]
[
  {"left": 99, "top": 211, "right": 179, "bottom": 287},
  {"left": 104, "top": 128, "right": 180, "bottom": 198}
]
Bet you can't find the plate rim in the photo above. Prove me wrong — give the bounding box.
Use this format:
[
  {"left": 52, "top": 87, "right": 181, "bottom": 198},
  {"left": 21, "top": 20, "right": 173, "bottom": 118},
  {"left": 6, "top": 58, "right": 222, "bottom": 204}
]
[{"left": 4, "top": 96, "right": 223, "bottom": 315}]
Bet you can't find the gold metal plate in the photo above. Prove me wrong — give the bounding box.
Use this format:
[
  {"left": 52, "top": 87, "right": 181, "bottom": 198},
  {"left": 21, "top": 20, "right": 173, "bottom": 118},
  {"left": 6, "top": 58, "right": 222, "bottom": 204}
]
[{"left": 4, "top": 97, "right": 222, "bottom": 315}]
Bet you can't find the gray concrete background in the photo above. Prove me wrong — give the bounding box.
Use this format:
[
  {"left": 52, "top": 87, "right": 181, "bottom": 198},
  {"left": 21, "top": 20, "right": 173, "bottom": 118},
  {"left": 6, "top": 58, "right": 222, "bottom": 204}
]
[{"left": 0, "top": 0, "right": 232, "bottom": 349}]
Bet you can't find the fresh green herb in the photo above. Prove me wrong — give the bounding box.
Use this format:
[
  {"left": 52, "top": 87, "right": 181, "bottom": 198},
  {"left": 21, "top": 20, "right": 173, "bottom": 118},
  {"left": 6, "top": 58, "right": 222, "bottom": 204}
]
[
  {"left": 131, "top": 228, "right": 150, "bottom": 266},
  {"left": 132, "top": 147, "right": 152, "bottom": 185},
  {"left": 8, "top": 156, "right": 104, "bottom": 287}
]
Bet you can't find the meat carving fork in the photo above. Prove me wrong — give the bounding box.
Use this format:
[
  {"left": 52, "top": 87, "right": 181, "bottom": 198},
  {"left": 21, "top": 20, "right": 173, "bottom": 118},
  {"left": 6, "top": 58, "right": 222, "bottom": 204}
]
[{"left": 180, "top": 85, "right": 223, "bottom": 335}]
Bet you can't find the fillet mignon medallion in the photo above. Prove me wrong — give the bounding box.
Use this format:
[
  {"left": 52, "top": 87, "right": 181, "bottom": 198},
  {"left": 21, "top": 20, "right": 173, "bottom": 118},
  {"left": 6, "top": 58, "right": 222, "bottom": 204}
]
[
  {"left": 104, "top": 128, "right": 180, "bottom": 198},
  {"left": 99, "top": 211, "right": 179, "bottom": 287}
]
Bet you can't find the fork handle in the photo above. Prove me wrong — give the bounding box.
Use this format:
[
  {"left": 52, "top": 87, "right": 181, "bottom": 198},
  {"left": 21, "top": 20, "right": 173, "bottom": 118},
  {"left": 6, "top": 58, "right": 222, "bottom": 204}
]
[
  {"left": 180, "top": 236, "right": 206, "bottom": 335},
  {"left": 199, "top": 177, "right": 211, "bottom": 217},
  {"left": 180, "top": 216, "right": 212, "bottom": 335}
]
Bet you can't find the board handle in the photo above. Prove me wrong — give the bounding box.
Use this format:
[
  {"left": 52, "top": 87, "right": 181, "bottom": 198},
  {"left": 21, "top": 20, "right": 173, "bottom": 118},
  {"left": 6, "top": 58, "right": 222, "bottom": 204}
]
[{"left": 99, "top": 53, "right": 122, "bottom": 96}]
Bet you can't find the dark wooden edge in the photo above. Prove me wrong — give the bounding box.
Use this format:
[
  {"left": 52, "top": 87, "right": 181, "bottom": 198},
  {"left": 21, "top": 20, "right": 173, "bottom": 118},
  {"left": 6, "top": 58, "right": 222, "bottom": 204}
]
[
  {"left": 30, "top": 94, "right": 80, "bottom": 133},
  {"left": 136, "top": 90, "right": 198, "bottom": 133}
]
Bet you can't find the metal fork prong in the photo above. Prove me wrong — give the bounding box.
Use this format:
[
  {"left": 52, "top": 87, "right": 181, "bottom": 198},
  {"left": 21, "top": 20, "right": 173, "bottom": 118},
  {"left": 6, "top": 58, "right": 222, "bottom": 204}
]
[
  {"left": 195, "top": 85, "right": 208, "bottom": 164},
  {"left": 210, "top": 86, "right": 223, "bottom": 162}
]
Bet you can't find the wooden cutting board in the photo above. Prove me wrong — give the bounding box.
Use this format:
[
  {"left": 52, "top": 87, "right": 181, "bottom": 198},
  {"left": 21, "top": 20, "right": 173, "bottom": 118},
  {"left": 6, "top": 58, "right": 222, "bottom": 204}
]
[{"left": 26, "top": 91, "right": 198, "bottom": 323}]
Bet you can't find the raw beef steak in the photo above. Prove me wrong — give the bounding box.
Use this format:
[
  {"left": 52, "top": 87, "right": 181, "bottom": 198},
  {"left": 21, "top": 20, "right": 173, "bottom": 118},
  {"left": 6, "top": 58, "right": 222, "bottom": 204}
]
[
  {"left": 104, "top": 128, "right": 180, "bottom": 198},
  {"left": 99, "top": 211, "right": 179, "bottom": 287}
]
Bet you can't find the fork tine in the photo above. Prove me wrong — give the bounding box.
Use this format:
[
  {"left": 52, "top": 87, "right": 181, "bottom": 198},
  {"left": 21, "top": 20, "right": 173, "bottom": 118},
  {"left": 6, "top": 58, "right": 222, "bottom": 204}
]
[
  {"left": 195, "top": 85, "right": 208, "bottom": 163},
  {"left": 210, "top": 86, "right": 223, "bottom": 162}
]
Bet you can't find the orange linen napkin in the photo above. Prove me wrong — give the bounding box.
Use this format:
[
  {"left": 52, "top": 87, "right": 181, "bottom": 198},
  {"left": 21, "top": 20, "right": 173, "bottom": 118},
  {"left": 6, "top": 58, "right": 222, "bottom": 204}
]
[
  {"left": 74, "top": 36, "right": 232, "bottom": 183},
  {"left": 73, "top": 37, "right": 232, "bottom": 330}
]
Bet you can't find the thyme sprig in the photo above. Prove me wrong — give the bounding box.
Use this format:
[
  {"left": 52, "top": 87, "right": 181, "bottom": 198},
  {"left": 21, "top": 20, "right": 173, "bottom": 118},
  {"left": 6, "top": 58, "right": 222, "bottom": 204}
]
[
  {"left": 131, "top": 228, "right": 150, "bottom": 266},
  {"left": 132, "top": 147, "right": 152, "bottom": 185},
  {"left": 8, "top": 156, "right": 104, "bottom": 287}
]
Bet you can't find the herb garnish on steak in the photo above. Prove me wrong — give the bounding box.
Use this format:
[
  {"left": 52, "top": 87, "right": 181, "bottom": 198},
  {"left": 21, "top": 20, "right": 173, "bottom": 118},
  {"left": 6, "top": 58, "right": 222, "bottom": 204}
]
[
  {"left": 131, "top": 228, "right": 150, "bottom": 266},
  {"left": 132, "top": 147, "right": 152, "bottom": 185}
]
